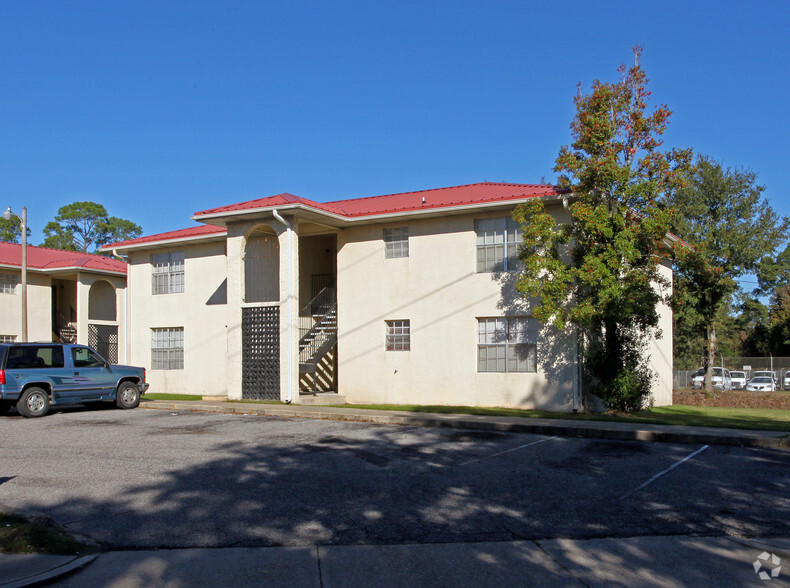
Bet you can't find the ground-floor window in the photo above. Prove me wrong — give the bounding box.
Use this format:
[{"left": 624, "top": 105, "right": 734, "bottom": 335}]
[
  {"left": 0, "top": 335, "right": 16, "bottom": 343},
  {"left": 477, "top": 317, "right": 537, "bottom": 373},
  {"left": 386, "top": 320, "right": 410, "bottom": 351},
  {"left": 151, "top": 327, "right": 184, "bottom": 370}
]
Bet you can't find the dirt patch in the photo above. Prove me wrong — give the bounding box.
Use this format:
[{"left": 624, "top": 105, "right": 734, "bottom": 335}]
[{"left": 673, "top": 389, "right": 790, "bottom": 409}]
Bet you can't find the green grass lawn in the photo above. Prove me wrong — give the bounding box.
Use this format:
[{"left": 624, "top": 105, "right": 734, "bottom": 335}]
[
  {"left": 142, "top": 395, "right": 790, "bottom": 433},
  {"left": 335, "top": 403, "right": 790, "bottom": 433},
  {"left": 0, "top": 513, "right": 101, "bottom": 555},
  {"left": 143, "top": 393, "right": 205, "bottom": 401}
]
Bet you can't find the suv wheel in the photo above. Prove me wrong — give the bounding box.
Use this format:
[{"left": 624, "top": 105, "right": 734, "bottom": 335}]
[
  {"left": 17, "top": 387, "right": 50, "bottom": 418},
  {"left": 116, "top": 382, "right": 141, "bottom": 409}
]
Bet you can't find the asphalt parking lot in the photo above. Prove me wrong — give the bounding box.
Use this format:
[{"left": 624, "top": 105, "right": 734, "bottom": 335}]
[{"left": 1, "top": 407, "right": 788, "bottom": 549}]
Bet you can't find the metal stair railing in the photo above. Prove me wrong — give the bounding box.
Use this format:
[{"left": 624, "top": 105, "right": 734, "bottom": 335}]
[
  {"left": 299, "top": 307, "right": 337, "bottom": 363},
  {"left": 298, "top": 286, "right": 337, "bottom": 395},
  {"left": 54, "top": 311, "right": 77, "bottom": 343}
]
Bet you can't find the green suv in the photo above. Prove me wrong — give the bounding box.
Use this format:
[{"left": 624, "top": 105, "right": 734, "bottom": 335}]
[{"left": 0, "top": 343, "right": 149, "bottom": 418}]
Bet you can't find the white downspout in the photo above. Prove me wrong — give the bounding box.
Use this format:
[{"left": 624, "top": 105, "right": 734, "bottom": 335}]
[{"left": 272, "top": 209, "right": 294, "bottom": 403}]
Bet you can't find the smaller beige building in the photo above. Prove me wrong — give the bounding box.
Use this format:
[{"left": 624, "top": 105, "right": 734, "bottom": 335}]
[
  {"left": 106, "top": 182, "right": 674, "bottom": 411},
  {"left": 0, "top": 242, "right": 128, "bottom": 361}
]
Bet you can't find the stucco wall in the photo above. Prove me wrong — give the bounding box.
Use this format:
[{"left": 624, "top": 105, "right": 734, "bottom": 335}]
[
  {"left": 335, "top": 207, "right": 580, "bottom": 411},
  {"left": 0, "top": 271, "right": 52, "bottom": 341},
  {"left": 649, "top": 259, "right": 674, "bottom": 406},
  {"left": 128, "top": 241, "right": 228, "bottom": 396}
]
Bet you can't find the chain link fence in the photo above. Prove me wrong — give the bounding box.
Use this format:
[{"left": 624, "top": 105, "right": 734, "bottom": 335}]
[{"left": 674, "top": 357, "right": 790, "bottom": 390}]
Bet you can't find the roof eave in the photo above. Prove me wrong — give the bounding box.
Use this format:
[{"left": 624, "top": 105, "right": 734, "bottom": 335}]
[
  {"left": 192, "top": 192, "right": 564, "bottom": 226},
  {"left": 0, "top": 262, "right": 127, "bottom": 276},
  {"left": 101, "top": 231, "right": 229, "bottom": 254},
  {"left": 192, "top": 203, "right": 348, "bottom": 227}
]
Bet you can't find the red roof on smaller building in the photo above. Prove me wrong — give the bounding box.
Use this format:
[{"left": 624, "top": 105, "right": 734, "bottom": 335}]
[
  {"left": 0, "top": 242, "right": 127, "bottom": 274},
  {"left": 102, "top": 224, "right": 227, "bottom": 250}
]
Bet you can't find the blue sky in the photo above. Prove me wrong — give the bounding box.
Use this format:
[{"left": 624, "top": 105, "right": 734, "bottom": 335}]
[{"left": 1, "top": 1, "right": 788, "bottom": 243}]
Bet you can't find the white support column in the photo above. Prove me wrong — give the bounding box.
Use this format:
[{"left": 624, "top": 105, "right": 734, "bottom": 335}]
[
  {"left": 75, "top": 273, "right": 91, "bottom": 346},
  {"left": 275, "top": 215, "right": 299, "bottom": 403},
  {"left": 225, "top": 227, "right": 246, "bottom": 401}
]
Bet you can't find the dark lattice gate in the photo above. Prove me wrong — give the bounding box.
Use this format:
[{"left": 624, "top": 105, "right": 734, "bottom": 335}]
[
  {"left": 88, "top": 324, "right": 118, "bottom": 363},
  {"left": 242, "top": 306, "right": 280, "bottom": 400}
]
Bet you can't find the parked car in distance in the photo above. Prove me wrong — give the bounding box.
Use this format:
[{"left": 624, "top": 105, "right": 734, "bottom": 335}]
[
  {"left": 746, "top": 376, "right": 776, "bottom": 392},
  {"left": 729, "top": 371, "right": 748, "bottom": 390},
  {"left": 752, "top": 371, "right": 779, "bottom": 388},
  {"left": 784, "top": 372, "right": 790, "bottom": 390},
  {"left": 0, "top": 343, "right": 149, "bottom": 418},
  {"left": 691, "top": 367, "right": 732, "bottom": 390}
]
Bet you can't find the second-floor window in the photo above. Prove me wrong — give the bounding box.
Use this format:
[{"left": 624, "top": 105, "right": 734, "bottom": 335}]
[
  {"left": 0, "top": 272, "right": 18, "bottom": 294},
  {"left": 152, "top": 251, "right": 185, "bottom": 294},
  {"left": 384, "top": 227, "right": 409, "bottom": 258},
  {"left": 475, "top": 217, "right": 522, "bottom": 272}
]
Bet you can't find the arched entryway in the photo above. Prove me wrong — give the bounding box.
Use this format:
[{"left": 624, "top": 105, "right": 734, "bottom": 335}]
[
  {"left": 244, "top": 227, "right": 280, "bottom": 303},
  {"left": 88, "top": 280, "right": 119, "bottom": 363},
  {"left": 241, "top": 225, "right": 281, "bottom": 400}
]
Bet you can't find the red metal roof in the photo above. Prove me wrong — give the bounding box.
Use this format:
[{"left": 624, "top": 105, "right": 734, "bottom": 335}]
[
  {"left": 194, "top": 193, "right": 338, "bottom": 217},
  {"left": 0, "top": 242, "right": 127, "bottom": 274},
  {"left": 102, "top": 224, "right": 227, "bottom": 250},
  {"left": 193, "top": 182, "right": 559, "bottom": 218},
  {"left": 327, "top": 182, "right": 559, "bottom": 217},
  {"left": 111, "top": 183, "right": 559, "bottom": 249}
]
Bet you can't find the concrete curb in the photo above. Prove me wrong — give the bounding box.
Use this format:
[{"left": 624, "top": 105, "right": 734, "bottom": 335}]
[
  {"left": 1, "top": 553, "right": 98, "bottom": 588},
  {"left": 140, "top": 400, "right": 790, "bottom": 450}
]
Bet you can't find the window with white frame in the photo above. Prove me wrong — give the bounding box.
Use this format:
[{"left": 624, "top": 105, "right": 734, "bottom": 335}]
[
  {"left": 0, "top": 272, "right": 18, "bottom": 294},
  {"left": 384, "top": 227, "right": 409, "bottom": 259},
  {"left": 152, "top": 251, "right": 185, "bottom": 294},
  {"left": 385, "top": 320, "right": 410, "bottom": 351},
  {"left": 151, "top": 327, "right": 184, "bottom": 370},
  {"left": 477, "top": 317, "right": 537, "bottom": 373},
  {"left": 0, "top": 335, "right": 16, "bottom": 343},
  {"left": 475, "top": 217, "right": 522, "bottom": 272}
]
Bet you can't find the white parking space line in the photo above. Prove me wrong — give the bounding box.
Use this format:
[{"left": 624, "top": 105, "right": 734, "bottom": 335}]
[
  {"left": 458, "top": 436, "right": 558, "bottom": 466},
  {"left": 619, "top": 445, "right": 710, "bottom": 500}
]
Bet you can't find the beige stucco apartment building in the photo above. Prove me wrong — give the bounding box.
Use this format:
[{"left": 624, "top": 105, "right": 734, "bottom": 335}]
[
  {"left": 106, "top": 182, "right": 674, "bottom": 411},
  {"left": 0, "top": 242, "right": 128, "bottom": 361}
]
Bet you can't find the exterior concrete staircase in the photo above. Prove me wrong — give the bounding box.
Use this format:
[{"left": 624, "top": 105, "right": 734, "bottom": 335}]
[{"left": 298, "top": 287, "right": 339, "bottom": 397}]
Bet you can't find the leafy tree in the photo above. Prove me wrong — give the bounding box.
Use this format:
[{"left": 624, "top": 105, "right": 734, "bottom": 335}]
[
  {"left": 733, "top": 295, "right": 770, "bottom": 357},
  {"left": 513, "top": 48, "right": 692, "bottom": 412},
  {"left": 0, "top": 217, "right": 31, "bottom": 243},
  {"left": 670, "top": 156, "right": 789, "bottom": 391},
  {"left": 757, "top": 243, "right": 790, "bottom": 297},
  {"left": 764, "top": 285, "right": 790, "bottom": 356},
  {"left": 42, "top": 202, "right": 142, "bottom": 253}
]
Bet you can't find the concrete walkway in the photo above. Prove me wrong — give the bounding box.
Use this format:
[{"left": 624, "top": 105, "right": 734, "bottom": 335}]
[
  {"left": 140, "top": 398, "right": 790, "bottom": 450},
  {"left": 2, "top": 535, "right": 789, "bottom": 587}
]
